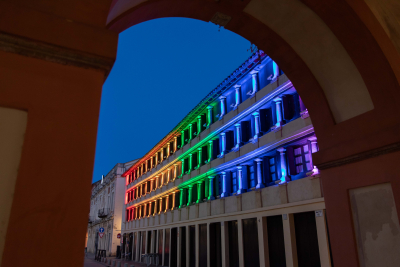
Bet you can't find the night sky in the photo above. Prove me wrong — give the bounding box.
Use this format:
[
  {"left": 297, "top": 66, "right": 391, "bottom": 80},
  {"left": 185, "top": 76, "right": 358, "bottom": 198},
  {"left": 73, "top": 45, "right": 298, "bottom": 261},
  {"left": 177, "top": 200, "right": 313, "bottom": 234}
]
[{"left": 92, "top": 18, "right": 253, "bottom": 182}]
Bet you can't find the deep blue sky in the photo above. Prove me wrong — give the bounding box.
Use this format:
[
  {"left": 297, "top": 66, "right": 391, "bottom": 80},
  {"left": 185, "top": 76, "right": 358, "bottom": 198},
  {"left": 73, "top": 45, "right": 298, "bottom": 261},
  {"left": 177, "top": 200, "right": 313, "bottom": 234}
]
[{"left": 92, "top": 18, "right": 253, "bottom": 182}]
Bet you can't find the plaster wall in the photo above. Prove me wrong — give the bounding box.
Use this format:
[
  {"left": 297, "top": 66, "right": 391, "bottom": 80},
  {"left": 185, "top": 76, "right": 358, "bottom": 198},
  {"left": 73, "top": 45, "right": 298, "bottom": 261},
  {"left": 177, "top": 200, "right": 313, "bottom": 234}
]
[
  {"left": 0, "top": 107, "right": 27, "bottom": 264},
  {"left": 350, "top": 183, "right": 400, "bottom": 267}
]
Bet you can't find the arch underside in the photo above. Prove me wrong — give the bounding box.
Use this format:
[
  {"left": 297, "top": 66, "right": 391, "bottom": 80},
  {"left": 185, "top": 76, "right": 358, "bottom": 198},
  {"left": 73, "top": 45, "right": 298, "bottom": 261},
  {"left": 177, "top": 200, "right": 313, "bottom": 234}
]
[{"left": 107, "top": 0, "right": 400, "bottom": 167}]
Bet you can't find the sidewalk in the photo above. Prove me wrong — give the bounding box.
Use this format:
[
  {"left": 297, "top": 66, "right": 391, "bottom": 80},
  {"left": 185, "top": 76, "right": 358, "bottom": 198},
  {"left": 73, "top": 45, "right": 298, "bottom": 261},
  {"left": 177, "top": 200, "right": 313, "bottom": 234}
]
[{"left": 84, "top": 253, "right": 157, "bottom": 267}]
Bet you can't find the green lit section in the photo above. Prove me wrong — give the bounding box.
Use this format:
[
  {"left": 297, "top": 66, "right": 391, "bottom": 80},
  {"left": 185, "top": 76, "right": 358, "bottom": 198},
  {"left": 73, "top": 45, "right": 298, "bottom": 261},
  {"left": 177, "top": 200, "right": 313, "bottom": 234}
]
[
  {"left": 179, "top": 188, "right": 184, "bottom": 208},
  {"left": 187, "top": 185, "right": 193, "bottom": 206},
  {"left": 196, "top": 148, "right": 202, "bottom": 169},
  {"left": 208, "top": 176, "right": 216, "bottom": 200},
  {"left": 180, "top": 130, "right": 185, "bottom": 148},
  {"left": 188, "top": 124, "right": 193, "bottom": 141},
  {"left": 196, "top": 181, "right": 203, "bottom": 203},
  {"left": 178, "top": 159, "right": 185, "bottom": 178},
  {"left": 187, "top": 154, "right": 193, "bottom": 174},
  {"left": 197, "top": 116, "right": 202, "bottom": 136},
  {"left": 207, "top": 140, "right": 213, "bottom": 163},
  {"left": 206, "top": 105, "right": 213, "bottom": 129}
]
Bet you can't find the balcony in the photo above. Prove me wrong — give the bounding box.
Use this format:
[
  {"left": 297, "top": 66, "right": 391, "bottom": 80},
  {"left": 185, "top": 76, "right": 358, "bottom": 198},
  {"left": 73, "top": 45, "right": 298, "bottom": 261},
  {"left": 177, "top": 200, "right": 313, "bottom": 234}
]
[{"left": 98, "top": 208, "right": 110, "bottom": 218}]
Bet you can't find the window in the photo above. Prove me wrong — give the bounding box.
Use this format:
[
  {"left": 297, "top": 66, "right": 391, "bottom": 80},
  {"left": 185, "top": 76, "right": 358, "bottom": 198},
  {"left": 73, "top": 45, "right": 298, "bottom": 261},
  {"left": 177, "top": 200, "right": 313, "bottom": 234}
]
[
  {"left": 249, "top": 165, "right": 256, "bottom": 188},
  {"left": 232, "top": 171, "right": 237, "bottom": 193},
  {"left": 294, "top": 145, "right": 312, "bottom": 173},
  {"left": 218, "top": 175, "right": 223, "bottom": 196},
  {"left": 269, "top": 157, "right": 277, "bottom": 181}
]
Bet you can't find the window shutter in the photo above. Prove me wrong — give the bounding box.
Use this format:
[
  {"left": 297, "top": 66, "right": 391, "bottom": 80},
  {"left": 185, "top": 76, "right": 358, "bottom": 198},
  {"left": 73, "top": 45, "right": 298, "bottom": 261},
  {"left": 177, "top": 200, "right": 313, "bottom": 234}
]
[
  {"left": 242, "top": 165, "right": 249, "bottom": 190},
  {"left": 275, "top": 152, "right": 282, "bottom": 180},
  {"left": 282, "top": 95, "right": 295, "bottom": 121},
  {"left": 226, "top": 131, "right": 234, "bottom": 151},
  {"left": 226, "top": 171, "right": 232, "bottom": 196},
  {"left": 213, "top": 105, "right": 219, "bottom": 123},
  {"left": 287, "top": 146, "right": 297, "bottom": 175},
  {"left": 212, "top": 139, "right": 220, "bottom": 159},
  {"left": 240, "top": 121, "right": 251, "bottom": 143},
  {"left": 252, "top": 161, "right": 258, "bottom": 188},
  {"left": 177, "top": 136, "right": 182, "bottom": 148},
  {"left": 262, "top": 156, "right": 271, "bottom": 184},
  {"left": 192, "top": 152, "right": 198, "bottom": 168},
  {"left": 259, "top": 109, "right": 269, "bottom": 133},
  {"left": 293, "top": 93, "right": 301, "bottom": 119},
  {"left": 200, "top": 114, "right": 206, "bottom": 133},
  {"left": 271, "top": 102, "right": 277, "bottom": 125},
  {"left": 204, "top": 178, "right": 209, "bottom": 199}
]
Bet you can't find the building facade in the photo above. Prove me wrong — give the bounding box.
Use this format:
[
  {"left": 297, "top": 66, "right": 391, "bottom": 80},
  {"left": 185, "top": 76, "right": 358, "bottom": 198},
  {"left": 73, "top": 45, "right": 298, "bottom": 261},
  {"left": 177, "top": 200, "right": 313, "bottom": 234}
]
[
  {"left": 87, "top": 160, "right": 137, "bottom": 256},
  {"left": 120, "top": 52, "right": 331, "bottom": 267}
]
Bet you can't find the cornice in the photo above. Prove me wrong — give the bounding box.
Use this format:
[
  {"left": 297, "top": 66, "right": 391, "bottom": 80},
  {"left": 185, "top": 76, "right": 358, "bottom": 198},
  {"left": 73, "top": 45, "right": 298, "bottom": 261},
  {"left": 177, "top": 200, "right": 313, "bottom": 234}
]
[
  {"left": 0, "top": 32, "right": 115, "bottom": 77},
  {"left": 317, "top": 141, "right": 400, "bottom": 170}
]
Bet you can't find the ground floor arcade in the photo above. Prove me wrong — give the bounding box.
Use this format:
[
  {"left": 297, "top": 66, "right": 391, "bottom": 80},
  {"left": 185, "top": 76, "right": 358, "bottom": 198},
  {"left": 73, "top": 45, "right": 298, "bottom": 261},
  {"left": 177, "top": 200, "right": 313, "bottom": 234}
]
[{"left": 122, "top": 199, "right": 331, "bottom": 267}]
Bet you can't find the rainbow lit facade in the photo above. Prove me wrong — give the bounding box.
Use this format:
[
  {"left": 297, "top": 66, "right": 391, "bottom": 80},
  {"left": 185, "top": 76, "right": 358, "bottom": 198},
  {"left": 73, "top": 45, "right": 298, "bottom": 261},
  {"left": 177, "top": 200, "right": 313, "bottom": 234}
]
[{"left": 121, "top": 51, "right": 321, "bottom": 264}]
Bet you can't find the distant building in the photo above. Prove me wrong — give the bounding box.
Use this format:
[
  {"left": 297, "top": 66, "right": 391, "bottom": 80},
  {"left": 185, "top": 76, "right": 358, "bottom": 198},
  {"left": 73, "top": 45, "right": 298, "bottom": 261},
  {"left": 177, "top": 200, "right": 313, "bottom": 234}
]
[
  {"left": 87, "top": 160, "right": 137, "bottom": 256},
  {"left": 120, "top": 51, "right": 330, "bottom": 266}
]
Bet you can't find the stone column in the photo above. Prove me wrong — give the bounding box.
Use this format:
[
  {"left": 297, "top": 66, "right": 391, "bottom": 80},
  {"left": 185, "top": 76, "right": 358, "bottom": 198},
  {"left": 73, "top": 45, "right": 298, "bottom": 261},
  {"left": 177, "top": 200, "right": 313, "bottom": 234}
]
[
  {"left": 196, "top": 181, "right": 203, "bottom": 203},
  {"left": 187, "top": 185, "right": 193, "bottom": 206},
  {"left": 159, "top": 198, "right": 163, "bottom": 214},
  {"left": 180, "top": 130, "right": 185, "bottom": 149},
  {"left": 153, "top": 200, "right": 157, "bottom": 215},
  {"left": 237, "top": 166, "right": 245, "bottom": 194},
  {"left": 179, "top": 188, "right": 185, "bottom": 208},
  {"left": 174, "top": 136, "right": 178, "bottom": 152},
  {"left": 155, "top": 175, "right": 159, "bottom": 189},
  {"left": 171, "top": 192, "right": 176, "bottom": 210},
  {"left": 232, "top": 85, "right": 241, "bottom": 108},
  {"left": 197, "top": 115, "right": 202, "bottom": 136},
  {"left": 188, "top": 124, "right": 193, "bottom": 142},
  {"left": 206, "top": 105, "right": 213, "bottom": 128},
  {"left": 188, "top": 154, "right": 193, "bottom": 173},
  {"left": 166, "top": 168, "right": 170, "bottom": 183},
  {"left": 218, "top": 96, "right": 226, "bottom": 120},
  {"left": 272, "top": 61, "right": 279, "bottom": 81},
  {"left": 252, "top": 112, "right": 261, "bottom": 139},
  {"left": 148, "top": 202, "right": 152, "bottom": 217},
  {"left": 173, "top": 164, "right": 178, "bottom": 180},
  {"left": 233, "top": 123, "right": 242, "bottom": 150},
  {"left": 150, "top": 179, "right": 154, "bottom": 191},
  {"left": 179, "top": 159, "right": 185, "bottom": 178},
  {"left": 249, "top": 71, "right": 259, "bottom": 96},
  {"left": 218, "top": 133, "right": 226, "bottom": 157},
  {"left": 155, "top": 153, "right": 159, "bottom": 167},
  {"left": 167, "top": 143, "right": 171, "bottom": 158},
  {"left": 283, "top": 214, "right": 298, "bottom": 267},
  {"left": 143, "top": 204, "right": 147, "bottom": 218},
  {"left": 274, "top": 97, "right": 283, "bottom": 127},
  {"left": 196, "top": 147, "right": 202, "bottom": 169},
  {"left": 160, "top": 148, "right": 164, "bottom": 162},
  {"left": 220, "top": 172, "right": 228, "bottom": 197},
  {"left": 208, "top": 176, "right": 215, "bottom": 200},
  {"left": 165, "top": 195, "right": 169, "bottom": 212},
  {"left": 161, "top": 172, "right": 165, "bottom": 186},
  {"left": 309, "top": 136, "right": 318, "bottom": 153},
  {"left": 255, "top": 158, "right": 265, "bottom": 189},
  {"left": 277, "top": 147, "right": 289, "bottom": 183}
]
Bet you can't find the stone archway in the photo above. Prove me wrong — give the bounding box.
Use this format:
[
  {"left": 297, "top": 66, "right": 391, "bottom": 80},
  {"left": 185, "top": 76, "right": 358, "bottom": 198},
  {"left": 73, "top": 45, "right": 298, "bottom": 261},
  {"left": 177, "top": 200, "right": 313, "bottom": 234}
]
[
  {"left": 106, "top": 0, "right": 400, "bottom": 266},
  {"left": 1, "top": 0, "right": 400, "bottom": 266}
]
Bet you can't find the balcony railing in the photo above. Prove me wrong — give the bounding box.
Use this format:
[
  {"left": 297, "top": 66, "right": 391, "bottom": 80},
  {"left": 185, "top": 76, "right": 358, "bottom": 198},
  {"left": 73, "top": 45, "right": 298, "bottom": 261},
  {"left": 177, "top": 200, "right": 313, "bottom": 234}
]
[{"left": 98, "top": 208, "right": 110, "bottom": 218}]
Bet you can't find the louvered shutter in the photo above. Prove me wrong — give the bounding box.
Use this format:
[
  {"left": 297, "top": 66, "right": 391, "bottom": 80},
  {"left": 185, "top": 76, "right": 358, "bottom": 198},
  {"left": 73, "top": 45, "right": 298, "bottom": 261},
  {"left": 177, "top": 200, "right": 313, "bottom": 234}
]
[{"left": 287, "top": 146, "right": 297, "bottom": 175}]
